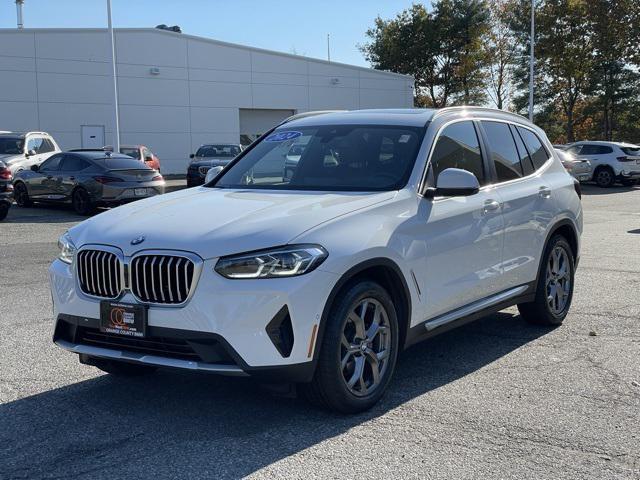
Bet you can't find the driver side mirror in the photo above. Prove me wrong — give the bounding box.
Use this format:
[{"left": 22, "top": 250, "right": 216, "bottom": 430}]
[
  {"left": 423, "top": 168, "right": 480, "bottom": 198},
  {"left": 189, "top": 153, "right": 195, "bottom": 159},
  {"left": 204, "top": 165, "right": 224, "bottom": 184},
  {"left": 25, "top": 149, "right": 37, "bottom": 157},
  {"left": 30, "top": 164, "right": 39, "bottom": 172}
]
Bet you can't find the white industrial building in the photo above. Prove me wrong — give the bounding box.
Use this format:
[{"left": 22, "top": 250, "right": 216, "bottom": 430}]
[{"left": 0, "top": 28, "right": 414, "bottom": 173}]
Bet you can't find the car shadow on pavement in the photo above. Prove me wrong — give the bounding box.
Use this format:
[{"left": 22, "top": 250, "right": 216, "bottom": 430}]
[
  {"left": 4, "top": 203, "right": 98, "bottom": 223},
  {"left": 0, "top": 311, "right": 552, "bottom": 479},
  {"left": 580, "top": 184, "right": 638, "bottom": 195}
]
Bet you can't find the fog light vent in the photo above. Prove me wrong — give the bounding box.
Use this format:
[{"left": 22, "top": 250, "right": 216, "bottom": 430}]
[{"left": 266, "top": 306, "right": 294, "bottom": 358}]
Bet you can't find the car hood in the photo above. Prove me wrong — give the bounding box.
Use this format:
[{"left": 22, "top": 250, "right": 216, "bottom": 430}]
[{"left": 69, "top": 187, "right": 396, "bottom": 258}]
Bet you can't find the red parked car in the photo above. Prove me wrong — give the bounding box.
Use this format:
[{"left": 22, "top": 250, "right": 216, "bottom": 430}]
[{"left": 105, "top": 145, "right": 161, "bottom": 171}]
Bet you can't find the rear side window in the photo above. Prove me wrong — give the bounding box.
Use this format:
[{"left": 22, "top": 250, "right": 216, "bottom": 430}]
[
  {"left": 482, "top": 121, "right": 522, "bottom": 181},
  {"left": 575, "top": 144, "right": 613, "bottom": 156},
  {"left": 97, "top": 157, "right": 152, "bottom": 170},
  {"left": 61, "top": 155, "right": 91, "bottom": 171},
  {"left": 517, "top": 127, "right": 550, "bottom": 169},
  {"left": 430, "top": 121, "right": 485, "bottom": 185},
  {"left": 39, "top": 138, "right": 56, "bottom": 153}
]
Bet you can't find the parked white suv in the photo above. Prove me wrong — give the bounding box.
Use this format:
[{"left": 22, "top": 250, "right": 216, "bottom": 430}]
[
  {"left": 566, "top": 141, "right": 640, "bottom": 187},
  {"left": 0, "top": 131, "right": 61, "bottom": 175},
  {"left": 50, "top": 108, "right": 582, "bottom": 413}
]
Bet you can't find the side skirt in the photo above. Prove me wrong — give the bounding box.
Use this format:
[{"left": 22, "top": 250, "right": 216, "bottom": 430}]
[{"left": 404, "top": 282, "right": 536, "bottom": 348}]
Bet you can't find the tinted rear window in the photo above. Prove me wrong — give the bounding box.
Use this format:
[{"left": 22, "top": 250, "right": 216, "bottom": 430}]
[
  {"left": 120, "top": 148, "right": 141, "bottom": 159},
  {"left": 95, "top": 157, "right": 152, "bottom": 170},
  {"left": 580, "top": 144, "right": 613, "bottom": 155},
  {"left": 620, "top": 146, "right": 640, "bottom": 156}
]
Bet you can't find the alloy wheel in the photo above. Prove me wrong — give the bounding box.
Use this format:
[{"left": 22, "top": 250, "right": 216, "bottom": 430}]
[
  {"left": 340, "top": 298, "right": 391, "bottom": 397},
  {"left": 596, "top": 169, "right": 612, "bottom": 186},
  {"left": 546, "top": 246, "right": 571, "bottom": 315}
]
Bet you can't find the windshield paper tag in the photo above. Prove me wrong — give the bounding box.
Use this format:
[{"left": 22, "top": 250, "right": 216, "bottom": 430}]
[{"left": 265, "top": 131, "right": 302, "bottom": 142}]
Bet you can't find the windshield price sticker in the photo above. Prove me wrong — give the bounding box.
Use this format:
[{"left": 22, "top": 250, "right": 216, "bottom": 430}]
[{"left": 265, "top": 131, "right": 303, "bottom": 142}]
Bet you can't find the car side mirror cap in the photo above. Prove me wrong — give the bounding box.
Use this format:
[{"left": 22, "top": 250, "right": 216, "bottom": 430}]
[
  {"left": 204, "top": 165, "right": 224, "bottom": 184},
  {"left": 30, "top": 164, "right": 39, "bottom": 172},
  {"left": 189, "top": 153, "right": 195, "bottom": 159},
  {"left": 424, "top": 168, "right": 480, "bottom": 198},
  {"left": 25, "top": 149, "right": 36, "bottom": 157}
]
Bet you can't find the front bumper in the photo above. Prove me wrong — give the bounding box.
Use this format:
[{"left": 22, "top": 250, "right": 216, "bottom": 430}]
[
  {"left": 49, "top": 257, "right": 338, "bottom": 381},
  {"left": 618, "top": 170, "right": 640, "bottom": 179}
]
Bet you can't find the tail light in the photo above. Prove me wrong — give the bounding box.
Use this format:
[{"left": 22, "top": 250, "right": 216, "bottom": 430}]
[
  {"left": 93, "top": 176, "right": 124, "bottom": 184},
  {"left": 573, "top": 179, "right": 582, "bottom": 199},
  {"left": 152, "top": 175, "right": 163, "bottom": 181},
  {"left": 0, "top": 167, "right": 12, "bottom": 180},
  {"left": 617, "top": 156, "right": 634, "bottom": 162}
]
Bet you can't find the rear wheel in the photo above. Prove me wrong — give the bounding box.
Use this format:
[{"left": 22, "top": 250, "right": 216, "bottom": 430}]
[
  {"left": 91, "top": 358, "right": 157, "bottom": 376},
  {"left": 594, "top": 167, "right": 615, "bottom": 188},
  {"left": 72, "top": 188, "right": 94, "bottom": 215},
  {"left": 302, "top": 280, "right": 399, "bottom": 413},
  {"left": 518, "top": 235, "right": 575, "bottom": 326},
  {"left": 14, "top": 182, "right": 32, "bottom": 207}
]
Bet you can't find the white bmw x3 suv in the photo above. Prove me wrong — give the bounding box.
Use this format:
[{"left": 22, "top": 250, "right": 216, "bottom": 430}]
[{"left": 50, "top": 108, "right": 582, "bottom": 413}]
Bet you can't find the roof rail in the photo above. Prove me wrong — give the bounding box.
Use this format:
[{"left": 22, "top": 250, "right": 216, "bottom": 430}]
[
  {"left": 432, "top": 106, "right": 529, "bottom": 123},
  {"left": 279, "top": 110, "right": 344, "bottom": 126}
]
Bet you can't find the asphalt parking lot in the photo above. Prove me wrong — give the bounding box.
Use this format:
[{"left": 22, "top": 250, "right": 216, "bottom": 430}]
[{"left": 1, "top": 185, "right": 639, "bottom": 480}]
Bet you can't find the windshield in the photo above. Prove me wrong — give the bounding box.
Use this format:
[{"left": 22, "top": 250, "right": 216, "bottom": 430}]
[
  {"left": 120, "top": 147, "right": 141, "bottom": 159},
  {"left": 214, "top": 125, "right": 423, "bottom": 191},
  {"left": 0, "top": 137, "right": 24, "bottom": 155},
  {"left": 196, "top": 145, "right": 241, "bottom": 158}
]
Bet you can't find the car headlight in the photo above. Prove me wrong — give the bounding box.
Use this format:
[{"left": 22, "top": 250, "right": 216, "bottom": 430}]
[
  {"left": 215, "top": 245, "right": 328, "bottom": 279},
  {"left": 57, "top": 232, "right": 76, "bottom": 264}
]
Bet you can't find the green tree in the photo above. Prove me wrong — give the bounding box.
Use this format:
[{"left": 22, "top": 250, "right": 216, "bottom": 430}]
[
  {"left": 360, "top": 1, "right": 491, "bottom": 107},
  {"left": 485, "top": 0, "right": 517, "bottom": 109}
]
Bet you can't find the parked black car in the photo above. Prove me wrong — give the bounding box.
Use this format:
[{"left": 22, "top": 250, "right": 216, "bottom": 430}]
[
  {"left": 12, "top": 151, "right": 165, "bottom": 215},
  {"left": 0, "top": 160, "right": 12, "bottom": 221},
  {"left": 187, "top": 144, "right": 242, "bottom": 187}
]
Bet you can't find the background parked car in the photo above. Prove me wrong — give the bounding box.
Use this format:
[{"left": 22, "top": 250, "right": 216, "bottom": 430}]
[
  {"left": 0, "top": 131, "right": 61, "bottom": 175},
  {"left": 105, "top": 144, "right": 161, "bottom": 171},
  {"left": 0, "top": 160, "right": 12, "bottom": 221},
  {"left": 13, "top": 151, "right": 165, "bottom": 215},
  {"left": 566, "top": 141, "right": 640, "bottom": 187},
  {"left": 555, "top": 148, "right": 592, "bottom": 182},
  {"left": 187, "top": 144, "right": 243, "bottom": 187}
]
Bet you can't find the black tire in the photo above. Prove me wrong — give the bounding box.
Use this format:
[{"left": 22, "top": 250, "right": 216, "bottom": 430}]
[
  {"left": 594, "top": 166, "right": 615, "bottom": 188},
  {"left": 72, "top": 188, "right": 95, "bottom": 216},
  {"left": 302, "top": 280, "right": 399, "bottom": 414},
  {"left": 0, "top": 203, "right": 9, "bottom": 221},
  {"left": 91, "top": 358, "right": 157, "bottom": 376},
  {"left": 518, "top": 235, "right": 575, "bottom": 326},
  {"left": 14, "top": 182, "right": 32, "bottom": 207}
]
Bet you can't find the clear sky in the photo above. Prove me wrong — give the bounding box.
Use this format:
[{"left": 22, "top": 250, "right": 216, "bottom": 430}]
[{"left": 0, "top": 0, "right": 420, "bottom": 67}]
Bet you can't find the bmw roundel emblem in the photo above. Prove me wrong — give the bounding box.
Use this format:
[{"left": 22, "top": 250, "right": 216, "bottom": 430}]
[{"left": 131, "top": 235, "right": 145, "bottom": 245}]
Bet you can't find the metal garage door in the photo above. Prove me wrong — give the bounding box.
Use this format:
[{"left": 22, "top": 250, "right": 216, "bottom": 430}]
[{"left": 239, "top": 109, "right": 294, "bottom": 147}]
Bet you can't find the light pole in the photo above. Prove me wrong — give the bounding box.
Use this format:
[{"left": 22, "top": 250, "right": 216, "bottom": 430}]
[
  {"left": 528, "top": 0, "right": 535, "bottom": 122},
  {"left": 107, "top": 0, "right": 120, "bottom": 151},
  {"left": 15, "top": 0, "right": 24, "bottom": 29}
]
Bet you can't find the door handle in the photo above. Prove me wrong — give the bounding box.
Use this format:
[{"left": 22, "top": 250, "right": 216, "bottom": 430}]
[
  {"left": 539, "top": 186, "right": 552, "bottom": 198},
  {"left": 46, "top": 175, "right": 53, "bottom": 179},
  {"left": 482, "top": 199, "right": 501, "bottom": 214},
  {"left": 69, "top": 176, "right": 75, "bottom": 181}
]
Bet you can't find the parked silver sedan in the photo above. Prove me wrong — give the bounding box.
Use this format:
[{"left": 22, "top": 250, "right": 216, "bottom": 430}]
[{"left": 556, "top": 148, "right": 592, "bottom": 182}]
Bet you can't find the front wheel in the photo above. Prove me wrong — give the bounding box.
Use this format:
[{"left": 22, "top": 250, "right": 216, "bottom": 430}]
[
  {"left": 302, "top": 280, "right": 399, "bottom": 413},
  {"left": 518, "top": 235, "right": 575, "bottom": 326},
  {"left": 72, "top": 188, "right": 94, "bottom": 215},
  {"left": 0, "top": 202, "right": 9, "bottom": 221}
]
